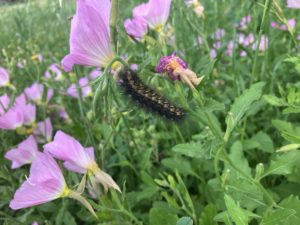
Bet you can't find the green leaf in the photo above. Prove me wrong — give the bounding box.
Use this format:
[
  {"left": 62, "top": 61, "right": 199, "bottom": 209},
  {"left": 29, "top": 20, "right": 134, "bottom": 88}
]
[
  {"left": 272, "top": 120, "right": 300, "bottom": 143},
  {"left": 172, "top": 143, "right": 204, "bottom": 158},
  {"left": 162, "top": 157, "right": 198, "bottom": 177},
  {"left": 229, "top": 141, "right": 251, "bottom": 176},
  {"left": 225, "top": 82, "right": 265, "bottom": 138},
  {"left": 149, "top": 208, "right": 178, "bottom": 225},
  {"left": 199, "top": 204, "right": 218, "bottom": 225},
  {"left": 261, "top": 195, "right": 300, "bottom": 225},
  {"left": 262, "top": 151, "right": 300, "bottom": 178},
  {"left": 251, "top": 131, "right": 274, "bottom": 153},
  {"left": 263, "top": 95, "right": 286, "bottom": 106},
  {"left": 176, "top": 217, "right": 193, "bottom": 225},
  {"left": 224, "top": 194, "right": 249, "bottom": 225}
]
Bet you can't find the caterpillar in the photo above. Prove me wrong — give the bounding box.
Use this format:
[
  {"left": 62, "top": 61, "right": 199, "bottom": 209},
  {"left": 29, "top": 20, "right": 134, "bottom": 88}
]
[{"left": 118, "top": 69, "right": 185, "bottom": 120}]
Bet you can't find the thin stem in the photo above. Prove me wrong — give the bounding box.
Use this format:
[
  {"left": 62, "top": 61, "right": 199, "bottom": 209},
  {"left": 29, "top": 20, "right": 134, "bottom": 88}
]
[
  {"left": 251, "top": 0, "right": 270, "bottom": 82},
  {"left": 74, "top": 67, "right": 96, "bottom": 149},
  {"left": 110, "top": 0, "right": 119, "bottom": 53}
]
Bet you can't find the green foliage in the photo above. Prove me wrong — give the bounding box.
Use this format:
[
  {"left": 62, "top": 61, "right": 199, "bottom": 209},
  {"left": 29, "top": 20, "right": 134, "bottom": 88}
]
[{"left": 1, "top": 0, "right": 300, "bottom": 225}]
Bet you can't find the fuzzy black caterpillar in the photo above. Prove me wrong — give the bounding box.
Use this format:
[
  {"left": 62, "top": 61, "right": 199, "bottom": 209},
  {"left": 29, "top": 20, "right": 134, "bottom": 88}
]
[{"left": 118, "top": 69, "right": 185, "bottom": 120}]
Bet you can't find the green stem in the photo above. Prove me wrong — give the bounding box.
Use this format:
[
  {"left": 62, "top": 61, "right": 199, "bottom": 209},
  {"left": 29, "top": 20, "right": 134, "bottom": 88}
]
[
  {"left": 74, "top": 67, "right": 96, "bottom": 149},
  {"left": 110, "top": 0, "right": 119, "bottom": 53},
  {"left": 251, "top": 0, "right": 270, "bottom": 82}
]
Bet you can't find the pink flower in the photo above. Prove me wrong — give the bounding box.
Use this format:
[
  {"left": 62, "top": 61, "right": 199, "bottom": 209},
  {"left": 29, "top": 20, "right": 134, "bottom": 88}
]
[
  {"left": 32, "top": 222, "right": 38, "bottom": 225},
  {"left": 133, "top": 0, "right": 171, "bottom": 31},
  {"left": 130, "top": 64, "right": 138, "bottom": 71},
  {"left": 24, "top": 83, "right": 53, "bottom": 103},
  {"left": 210, "top": 49, "right": 217, "bottom": 59},
  {"left": 33, "top": 118, "right": 53, "bottom": 143},
  {"left": 0, "top": 67, "right": 10, "bottom": 87},
  {"left": 22, "top": 104, "right": 36, "bottom": 125},
  {"left": 124, "top": 18, "right": 148, "bottom": 39},
  {"left": 44, "top": 64, "right": 63, "bottom": 81},
  {"left": 59, "top": 107, "right": 70, "bottom": 122},
  {"left": 44, "top": 131, "right": 121, "bottom": 192},
  {"left": 89, "top": 68, "right": 102, "bottom": 80},
  {"left": 67, "top": 77, "right": 92, "bottom": 98},
  {"left": 252, "top": 35, "right": 269, "bottom": 52},
  {"left": 5, "top": 135, "right": 39, "bottom": 169},
  {"left": 0, "top": 107, "right": 24, "bottom": 130},
  {"left": 237, "top": 15, "right": 252, "bottom": 29},
  {"left": 61, "top": 0, "right": 114, "bottom": 72},
  {"left": 214, "top": 29, "right": 225, "bottom": 40},
  {"left": 287, "top": 0, "right": 300, "bottom": 8},
  {"left": 0, "top": 93, "right": 10, "bottom": 116},
  {"left": 9, "top": 152, "right": 67, "bottom": 210}
]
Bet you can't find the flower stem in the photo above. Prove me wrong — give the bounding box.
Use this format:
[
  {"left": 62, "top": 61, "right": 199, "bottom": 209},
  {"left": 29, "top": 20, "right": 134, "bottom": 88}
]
[
  {"left": 68, "top": 190, "right": 97, "bottom": 218},
  {"left": 110, "top": 0, "right": 119, "bottom": 53},
  {"left": 251, "top": 0, "right": 270, "bottom": 82}
]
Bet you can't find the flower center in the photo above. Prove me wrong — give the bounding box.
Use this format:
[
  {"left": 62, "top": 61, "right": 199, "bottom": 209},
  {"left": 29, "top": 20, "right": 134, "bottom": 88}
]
[
  {"left": 88, "top": 161, "right": 100, "bottom": 174},
  {"left": 60, "top": 186, "right": 71, "bottom": 198}
]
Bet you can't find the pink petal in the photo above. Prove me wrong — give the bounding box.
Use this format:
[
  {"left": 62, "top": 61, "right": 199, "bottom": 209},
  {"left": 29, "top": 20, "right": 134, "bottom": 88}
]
[
  {"left": 5, "top": 135, "right": 39, "bottom": 169},
  {"left": 33, "top": 118, "right": 53, "bottom": 143},
  {"left": 9, "top": 152, "right": 66, "bottom": 210},
  {"left": 124, "top": 18, "right": 148, "bottom": 39},
  {"left": 44, "top": 130, "right": 94, "bottom": 170},
  {"left": 0, "top": 67, "right": 9, "bottom": 86},
  {"left": 61, "top": 0, "right": 113, "bottom": 72},
  {"left": 0, "top": 107, "right": 24, "bottom": 130}
]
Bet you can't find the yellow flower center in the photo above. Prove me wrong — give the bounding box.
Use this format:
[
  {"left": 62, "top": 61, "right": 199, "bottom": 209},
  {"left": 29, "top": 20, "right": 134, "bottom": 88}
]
[
  {"left": 60, "top": 186, "right": 71, "bottom": 198},
  {"left": 88, "top": 161, "right": 100, "bottom": 174}
]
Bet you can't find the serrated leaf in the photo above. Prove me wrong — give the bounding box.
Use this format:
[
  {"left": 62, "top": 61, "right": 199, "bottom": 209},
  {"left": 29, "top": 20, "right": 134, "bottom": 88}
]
[
  {"left": 272, "top": 120, "right": 300, "bottom": 143},
  {"left": 229, "top": 141, "right": 251, "bottom": 176},
  {"left": 176, "top": 217, "right": 193, "bottom": 225},
  {"left": 262, "top": 151, "right": 300, "bottom": 178},
  {"left": 224, "top": 194, "right": 248, "bottom": 225},
  {"left": 261, "top": 196, "right": 300, "bottom": 225},
  {"left": 225, "top": 82, "right": 265, "bottom": 138}
]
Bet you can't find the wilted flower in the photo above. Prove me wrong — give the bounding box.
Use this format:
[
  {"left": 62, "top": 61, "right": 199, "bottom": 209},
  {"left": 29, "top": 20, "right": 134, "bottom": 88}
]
[
  {"left": 67, "top": 77, "right": 92, "bottom": 98},
  {"left": 0, "top": 67, "right": 10, "bottom": 87},
  {"left": 24, "top": 83, "right": 53, "bottom": 103},
  {"left": 33, "top": 118, "right": 53, "bottom": 143},
  {"left": 133, "top": 0, "right": 171, "bottom": 31},
  {"left": 5, "top": 135, "right": 39, "bottom": 169},
  {"left": 62, "top": 0, "right": 114, "bottom": 72},
  {"left": 9, "top": 152, "right": 96, "bottom": 216},
  {"left": 156, "top": 52, "right": 203, "bottom": 90},
  {"left": 124, "top": 18, "right": 148, "bottom": 39},
  {"left": 44, "top": 131, "right": 121, "bottom": 193},
  {"left": 44, "top": 63, "right": 63, "bottom": 81},
  {"left": 287, "top": 0, "right": 300, "bottom": 8},
  {"left": 185, "top": 0, "right": 204, "bottom": 17},
  {"left": 59, "top": 107, "right": 71, "bottom": 122}
]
